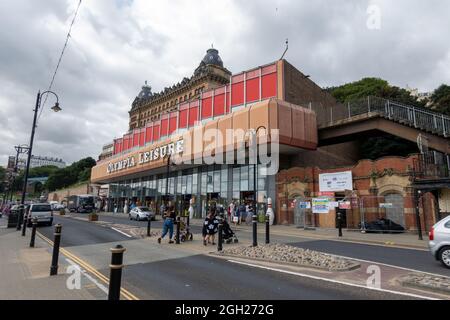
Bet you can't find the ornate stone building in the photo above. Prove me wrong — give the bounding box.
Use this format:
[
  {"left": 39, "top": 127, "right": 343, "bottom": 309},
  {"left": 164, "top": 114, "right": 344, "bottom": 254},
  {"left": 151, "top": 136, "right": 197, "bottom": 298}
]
[{"left": 128, "top": 48, "right": 231, "bottom": 130}]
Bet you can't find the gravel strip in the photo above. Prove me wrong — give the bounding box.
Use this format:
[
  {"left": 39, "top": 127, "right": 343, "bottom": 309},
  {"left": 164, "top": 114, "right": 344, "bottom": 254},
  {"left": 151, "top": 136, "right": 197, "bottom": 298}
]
[
  {"left": 399, "top": 273, "right": 450, "bottom": 295},
  {"left": 218, "top": 243, "right": 360, "bottom": 271}
]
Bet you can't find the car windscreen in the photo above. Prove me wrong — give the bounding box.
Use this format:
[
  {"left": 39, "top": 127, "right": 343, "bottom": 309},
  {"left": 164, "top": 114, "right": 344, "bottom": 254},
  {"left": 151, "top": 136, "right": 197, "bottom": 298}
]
[
  {"left": 32, "top": 205, "right": 52, "bottom": 212},
  {"left": 138, "top": 207, "right": 150, "bottom": 211}
]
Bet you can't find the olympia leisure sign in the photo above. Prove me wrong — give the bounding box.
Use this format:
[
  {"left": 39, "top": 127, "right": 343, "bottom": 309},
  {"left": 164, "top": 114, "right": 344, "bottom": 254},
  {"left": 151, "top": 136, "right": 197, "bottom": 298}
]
[{"left": 107, "top": 140, "right": 184, "bottom": 174}]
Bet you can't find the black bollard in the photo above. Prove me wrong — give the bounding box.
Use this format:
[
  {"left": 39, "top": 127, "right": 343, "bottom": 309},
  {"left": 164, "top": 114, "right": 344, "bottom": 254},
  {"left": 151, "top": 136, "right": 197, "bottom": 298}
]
[
  {"left": 21, "top": 210, "right": 29, "bottom": 236},
  {"left": 252, "top": 214, "right": 257, "bottom": 247},
  {"left": 176, "top": 216, "right": 181, "bottom": 244},
  {"left": 108, "top": 245, "right": 126, "bottom": 301},
  {"left": 50, "top": 224, "right": 62, "bottom": 276},
  {"left": 265, "top": 214, "right": 270, "bottom": 244},
  {"left": 16, "top": 209, "right": 22, "bottom": 231},
  {"left": 338, "top": 213, "right": 343, "bottom": 237},
  {"left": 217, "top": 220, "right": 223, "bottom": 252},
  {"left": 187, "top": 215, "right": 190, "bottom": 227},
  {"left": 147, "top": 217, "right": 151, "bottom": 237},
  {"left": 29, "top": 217, "right": 38, "bottom": 248}
]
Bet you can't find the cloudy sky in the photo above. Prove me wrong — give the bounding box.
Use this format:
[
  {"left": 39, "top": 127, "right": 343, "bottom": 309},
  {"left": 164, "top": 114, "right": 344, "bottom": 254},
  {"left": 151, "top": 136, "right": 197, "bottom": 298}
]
[{"left": 1, "top": 0, "right": 449, "bottom": 166}]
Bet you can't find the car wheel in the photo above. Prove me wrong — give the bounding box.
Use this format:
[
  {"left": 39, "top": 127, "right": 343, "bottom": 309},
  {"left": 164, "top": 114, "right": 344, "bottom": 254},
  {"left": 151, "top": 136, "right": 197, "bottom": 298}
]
[{"left": 439, "top": 246, "right": 450, "bottom": 269}]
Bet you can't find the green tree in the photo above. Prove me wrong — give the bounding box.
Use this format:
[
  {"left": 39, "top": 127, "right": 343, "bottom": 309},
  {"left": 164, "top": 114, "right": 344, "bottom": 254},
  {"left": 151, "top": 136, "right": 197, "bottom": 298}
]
[
  {"left": 329, "top": 78, "right": 422, "bottom": 160},
  {"left": 429, "top": 84, "right": 450, "bottom": 116},
  {"left": 0, "top": 166, "right": 6, "bottom": 194},
  {"left": 44, "top": 157, "right": 97, "bottom": 192}
]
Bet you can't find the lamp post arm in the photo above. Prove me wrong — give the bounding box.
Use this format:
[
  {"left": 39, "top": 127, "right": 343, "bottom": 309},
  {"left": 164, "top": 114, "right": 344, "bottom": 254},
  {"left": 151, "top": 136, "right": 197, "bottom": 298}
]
[{"left": 40, "top": 91, "right": 60, "bottom": 105}]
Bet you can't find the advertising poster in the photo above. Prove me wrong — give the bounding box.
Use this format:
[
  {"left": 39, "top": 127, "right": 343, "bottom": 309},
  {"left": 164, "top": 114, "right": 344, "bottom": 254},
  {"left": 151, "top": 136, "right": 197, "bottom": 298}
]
[
  {"left": 312, "top": 198, "right": 330, "bottom": 214},
  {"left": 319, "top": 171, "right": 353, "bottom": 192}
]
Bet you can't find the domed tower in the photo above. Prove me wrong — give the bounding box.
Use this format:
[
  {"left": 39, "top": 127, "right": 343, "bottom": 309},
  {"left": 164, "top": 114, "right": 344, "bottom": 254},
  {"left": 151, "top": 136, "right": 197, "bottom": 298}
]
[
  {"left": 194, "top": 47, "right": 231, "bottom": 79},
  {"left": 137, "top": 81, "right": 153, "bottom": 100}
]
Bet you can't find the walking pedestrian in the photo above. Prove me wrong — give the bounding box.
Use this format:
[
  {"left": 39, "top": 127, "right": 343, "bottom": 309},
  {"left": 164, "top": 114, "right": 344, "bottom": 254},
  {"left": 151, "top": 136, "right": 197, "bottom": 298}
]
[
  {"left": 158, "top": 204, "right": 176, "bottom": 244},
  {"left": 202, "top": 208, "right": 219, "bottom": 246}
]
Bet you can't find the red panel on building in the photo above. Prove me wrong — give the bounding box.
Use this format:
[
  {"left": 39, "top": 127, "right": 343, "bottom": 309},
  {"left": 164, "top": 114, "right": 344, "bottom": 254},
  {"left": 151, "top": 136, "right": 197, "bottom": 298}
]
[
  {"left": 153, "top": 122, "right": 160, "bottom": 141},
  {"left": 169, "top": 112, "right": 178, "bottom": 135},
  {"left": 145, "top": 125, "right": 153, "bottom": 143},
  {"left": 246, "top": 77, "right": 260, "bottom": 103},
  {"left": 133, "top": 131, "right": 139, "bottom": 147},
  {"left": 231, "top": 81, "right": 244, "bottom": 106},
  {"left": 188, "top": 103, "right": 199, "bottom": 127},
  {"left": 226, "top": 85, "right": 231, "bottom": 113},
  {"left": 123, "top": 135, "right": 129, "bottom": 151},
  {"left": 139, "top": 129, "right": 145, "bottom": 147},
  {"left": 261, "top": 73, "right": 277, "bottom": 99},
  {"left": 160, "top": 115, "right": 169, "bottom": 137},
  {"left": 213, "top": 93, "right": 225, "bottom": 116},
  {"left": 201, "top": 97, "right": 212, "bottom": 119},
  {"left": 179, "top": 104, "right": 188, "bottom": 129},
  {"left": 117, "top": 139, "right": 123, "bottom": 154}
]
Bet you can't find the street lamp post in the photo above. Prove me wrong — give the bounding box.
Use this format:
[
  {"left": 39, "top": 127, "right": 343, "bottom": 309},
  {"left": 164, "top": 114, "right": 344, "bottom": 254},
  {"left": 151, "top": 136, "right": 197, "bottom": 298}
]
[
  {"left": 252, "top": 126, "right": 266, "bottom": 212},
  {"left": 165, "top": 154, "right": 171, "bottom": 207},
  {"left": 251, "top": 126, "right": 266, "bottom": 247},
  {"left": 415, "top": 189, "right": 423, "bottom": 241},
  {"left": 20, "top": 91, "right": 61, "bottom": 236},
  {"left": 11, "top": 145, "right": 30, "bottom": 202}
]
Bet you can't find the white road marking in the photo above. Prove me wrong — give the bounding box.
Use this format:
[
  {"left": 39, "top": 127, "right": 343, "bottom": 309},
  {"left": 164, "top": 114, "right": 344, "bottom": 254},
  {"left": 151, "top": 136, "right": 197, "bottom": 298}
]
[
  {"left": 319, "top": 252, "right": 450, "bottom": 279},
  {"left": 227, "top": 259, "right": 440, "bottom": 300},
  {"left": 111, "top": 227, "right": 132, "bottom": 238},
  {"left": 65, "top": 258, "right": 109, "bottom": 295}
]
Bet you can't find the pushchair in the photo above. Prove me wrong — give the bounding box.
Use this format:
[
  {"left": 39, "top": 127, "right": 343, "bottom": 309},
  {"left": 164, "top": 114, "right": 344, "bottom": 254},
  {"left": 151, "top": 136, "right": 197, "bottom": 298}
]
[
  {"left": 174, "top": 216, "right": 193, "bottom": 242},
  {"left": 221, "top": 219, "right": 239, "bottom": 244}
]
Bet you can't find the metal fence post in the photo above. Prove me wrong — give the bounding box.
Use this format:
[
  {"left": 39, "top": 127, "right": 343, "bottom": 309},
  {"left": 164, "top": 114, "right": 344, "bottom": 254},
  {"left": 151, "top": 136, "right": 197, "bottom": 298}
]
[
  {"left": 108, "top": 245, "right": 126, "bottom": 300},
  {"left": 442, "top": 115, "right": 446, "bottom": 137},
  {"left": 176, "top": 215, "right": 181, "bottom": 244},
  {"left": 217, "top": 220, "right": 223, "bottom": 252},
  {"left": 147, "top": 217, "right": 151, "bottom": 237},
  {"left": 252, "top": 214, "right": 257, "bottom": 247},
  {"left": 50, "top": 224, "right": 62, "bottom": 276},
  {"left": 265, "top": 214, "right": 270, "bottom": 244},
  {"left": 367, "top": 96, "right": 371, "bottom": 113},
  {"left": 347, "top": 102, "right": 351, "bottom": 118}
]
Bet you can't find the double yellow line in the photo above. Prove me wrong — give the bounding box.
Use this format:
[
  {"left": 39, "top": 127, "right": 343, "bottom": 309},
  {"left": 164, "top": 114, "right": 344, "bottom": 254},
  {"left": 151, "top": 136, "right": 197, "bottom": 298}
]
[{"left": 37, "top": 231, "right": 139, "bottom": 300}]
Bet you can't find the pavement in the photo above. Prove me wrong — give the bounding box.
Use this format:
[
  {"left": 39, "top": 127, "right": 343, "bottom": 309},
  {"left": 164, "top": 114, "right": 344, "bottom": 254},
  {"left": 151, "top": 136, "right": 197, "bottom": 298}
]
[{"left": 0, "top": 216, "right": 107, "bottom": 300}]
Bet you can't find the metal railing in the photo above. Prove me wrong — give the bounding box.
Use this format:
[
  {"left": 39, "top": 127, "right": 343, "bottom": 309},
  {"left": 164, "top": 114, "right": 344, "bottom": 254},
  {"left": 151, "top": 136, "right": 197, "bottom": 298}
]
[
  {"left": 413, "top": 151, "right": 450, "bottom": 180},
  {"left": 308, "top": 96, "right": 450, "bottom": 138}
]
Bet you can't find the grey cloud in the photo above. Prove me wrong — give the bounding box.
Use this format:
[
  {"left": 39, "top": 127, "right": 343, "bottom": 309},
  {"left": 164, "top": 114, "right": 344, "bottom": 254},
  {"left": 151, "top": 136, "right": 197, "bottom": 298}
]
[{"left": 0, "top": 0, "right": 449, "bottom": 167}]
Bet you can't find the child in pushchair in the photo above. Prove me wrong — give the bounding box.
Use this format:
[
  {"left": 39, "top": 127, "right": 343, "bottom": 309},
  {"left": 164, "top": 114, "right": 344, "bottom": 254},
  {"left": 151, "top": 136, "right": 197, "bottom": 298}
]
[
  {"left": 174, "top": 217, "right": 193, "bottom": 242},
  {"left": 221, "top": 216, "right": 239, "bottom": 244}
]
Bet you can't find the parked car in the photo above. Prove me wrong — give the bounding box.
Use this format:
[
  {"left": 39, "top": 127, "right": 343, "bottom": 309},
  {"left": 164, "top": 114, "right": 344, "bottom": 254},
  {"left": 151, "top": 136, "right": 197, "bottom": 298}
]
[
  {"left": 429, "top": 215, "right": 450, "bottom": 269},
  {"left": 27, "top": 203, "right": 53, "bottom": 227},
  {"left": 360, "top": 218, "right": 405, "bottom": 233},
  {"left": 129, "top": 206, "right": 155, "bottom": 221}
]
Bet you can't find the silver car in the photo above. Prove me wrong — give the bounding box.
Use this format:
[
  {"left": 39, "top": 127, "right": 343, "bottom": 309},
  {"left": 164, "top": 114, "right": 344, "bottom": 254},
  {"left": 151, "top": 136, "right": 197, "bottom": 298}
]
[
  {"left": 429, "top": 215, "right": 450, "bottom": 269},
  {"left": 129, "top": 206, "right": 155, "bottom": 221}
]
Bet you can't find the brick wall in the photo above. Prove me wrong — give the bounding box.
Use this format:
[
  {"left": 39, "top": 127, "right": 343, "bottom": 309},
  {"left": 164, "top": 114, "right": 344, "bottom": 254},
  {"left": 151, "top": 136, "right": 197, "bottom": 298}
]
[
  {"left": 49, "top": 183, "right": 92, "bottom": 204},
  {"left": 275, "top": 155, "right": 440, "bottom": 231}
]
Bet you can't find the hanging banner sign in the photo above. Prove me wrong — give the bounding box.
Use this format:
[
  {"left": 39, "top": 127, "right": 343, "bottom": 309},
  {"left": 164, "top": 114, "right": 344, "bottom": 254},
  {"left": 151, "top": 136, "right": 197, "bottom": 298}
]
[
  {"left": 339, "top": 201, "right": 351, "bottom": 209},
  {"left": 328, "top": 201, "right": 339, "bottom": 209},
  {"left": 299, "top": 202, "right": 311, "bottom": 209},
  {"left": 319, "top": 171, "right": 353, "bottom": 192},
  {"left": 312, "top": 198, "right": 330, "bottom": 214}
]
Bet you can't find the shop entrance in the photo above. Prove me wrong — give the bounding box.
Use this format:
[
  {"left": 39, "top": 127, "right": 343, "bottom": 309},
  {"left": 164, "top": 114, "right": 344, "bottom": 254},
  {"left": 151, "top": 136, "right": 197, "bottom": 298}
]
[{"left": 240, "top": 191, "right": 255, "bottom": 205}]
